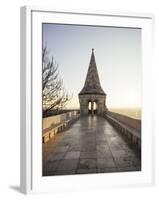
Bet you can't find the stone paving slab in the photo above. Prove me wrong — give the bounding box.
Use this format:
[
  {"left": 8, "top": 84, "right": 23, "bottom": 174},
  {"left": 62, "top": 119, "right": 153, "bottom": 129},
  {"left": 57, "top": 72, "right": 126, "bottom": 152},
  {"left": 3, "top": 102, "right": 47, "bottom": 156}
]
[
  {"left": 81, "top": 144, "right": 96, "bottom": 152},
  {"left": 68, "top": 145, "right": 83, "bottom": 151},
  {"left": 114, "top": 156, "right": 141, "bottom": 168},
  {"left": 111, "top": 149, "right": 136, "bottom": 158},
  {"left": 80, "top": 152, "right": 97, "bottom": 159},
  {"left": 54, "top": 145, "right": 69, "bottom": 153},
  {"left": 64, "top": 151, "right": 80, "bottom": 159},
  {"left": 43, "top": 160, "right": 60, "bottom": 176},
  {"left": 96, "top": 150, "right": 112, "bottom": 158},
  {"left": 97, "top": 167, "right": 118, "bottom": 173},
  {"left": 56, "top": 159, "right": 79, "bottom": 171},
  {"left": 97, "top": 158, "right": 116, "bottom": 168},
  {"left": 76, "top": 168, "right": 97, "bottom": 174},
  {"left": 79, "top": 158, "right": 97, "bottom": 169},
  {"left": 47, "top": 152, "right": 65, "bottom": 161},
  {"left": 43, "top": 116, "right": 141, "bottom": 176}
]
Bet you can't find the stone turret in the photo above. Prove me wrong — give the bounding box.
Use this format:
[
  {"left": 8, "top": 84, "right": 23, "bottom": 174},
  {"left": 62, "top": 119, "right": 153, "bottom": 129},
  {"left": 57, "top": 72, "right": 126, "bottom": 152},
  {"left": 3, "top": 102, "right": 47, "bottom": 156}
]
[{"left": 79, "top": 49, "right": 107, "bottom": 115}]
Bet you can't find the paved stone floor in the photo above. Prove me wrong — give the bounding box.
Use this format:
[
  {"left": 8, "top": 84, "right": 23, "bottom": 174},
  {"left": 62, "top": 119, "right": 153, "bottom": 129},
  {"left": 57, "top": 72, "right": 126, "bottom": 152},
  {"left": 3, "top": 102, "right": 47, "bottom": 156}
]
[{"left": 43, "top": 116, "right": 141, "bottom": 176}]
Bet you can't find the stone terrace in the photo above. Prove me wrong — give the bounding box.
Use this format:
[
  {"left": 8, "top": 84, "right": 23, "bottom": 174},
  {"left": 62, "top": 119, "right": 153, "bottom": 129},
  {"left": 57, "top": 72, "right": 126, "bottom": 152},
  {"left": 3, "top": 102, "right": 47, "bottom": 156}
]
[{"left": 43, "top": 115, "right": 141, "bottom": 176}]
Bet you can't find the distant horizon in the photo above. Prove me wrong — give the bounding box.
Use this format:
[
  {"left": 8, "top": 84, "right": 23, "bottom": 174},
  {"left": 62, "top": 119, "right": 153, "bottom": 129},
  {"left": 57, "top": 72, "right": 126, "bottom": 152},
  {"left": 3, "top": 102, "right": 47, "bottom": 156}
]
[
  {"left": 43, "top": 103, "right": 141, "bottom": 110},
  {"left": 45, "top": 107, "right": 141, "bottom": 119}
]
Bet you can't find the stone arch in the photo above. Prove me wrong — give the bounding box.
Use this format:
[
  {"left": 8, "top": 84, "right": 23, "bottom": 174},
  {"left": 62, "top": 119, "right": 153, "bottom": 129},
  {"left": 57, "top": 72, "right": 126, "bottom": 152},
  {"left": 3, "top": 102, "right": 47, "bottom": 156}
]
[
  {"left": 87, "top": 99, "right": 99, "bottom": 115},
  {"left": 88, "top": 100, "right": 92, "bottom": 114},
  {"left": 93, "top": 100, "right": 98, "bottom": 114}
]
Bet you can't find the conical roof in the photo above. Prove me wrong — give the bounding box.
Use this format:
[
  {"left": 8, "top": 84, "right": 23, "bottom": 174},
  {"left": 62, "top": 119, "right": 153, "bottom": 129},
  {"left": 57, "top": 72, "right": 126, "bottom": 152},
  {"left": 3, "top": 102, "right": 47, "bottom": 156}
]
[{"left": 79, "top": 49, "right": 105, "bottom": 95}]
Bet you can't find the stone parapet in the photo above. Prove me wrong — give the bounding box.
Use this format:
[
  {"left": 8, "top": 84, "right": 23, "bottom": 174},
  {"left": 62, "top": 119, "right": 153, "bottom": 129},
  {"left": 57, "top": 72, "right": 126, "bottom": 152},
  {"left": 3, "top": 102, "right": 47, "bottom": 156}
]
[
  {"left": 43, "top": 111, "right": 80, "bottom": 143},
  {"left": 107, "top": 111, "right": 141, "bottom": 131},
  {"left": 104, "top": 111, "right": 141, "bottom": 148}
]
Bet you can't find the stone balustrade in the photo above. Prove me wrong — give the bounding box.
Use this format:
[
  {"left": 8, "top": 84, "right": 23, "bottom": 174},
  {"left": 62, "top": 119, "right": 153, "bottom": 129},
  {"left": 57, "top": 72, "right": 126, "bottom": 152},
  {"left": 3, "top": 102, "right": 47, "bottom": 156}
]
[
  {"left": 43, "top": 111, "right": 80, "bottom": 143},
  {"left": 104, "top": 111, "right": 141, "bottom": 148}
]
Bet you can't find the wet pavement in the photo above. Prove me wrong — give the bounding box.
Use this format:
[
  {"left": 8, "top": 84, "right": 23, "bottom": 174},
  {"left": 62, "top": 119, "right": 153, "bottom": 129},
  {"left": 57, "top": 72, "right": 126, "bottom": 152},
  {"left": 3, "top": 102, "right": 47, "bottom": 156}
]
[{"left": 43, "top": 115, "right": 141, "bottom": 176}]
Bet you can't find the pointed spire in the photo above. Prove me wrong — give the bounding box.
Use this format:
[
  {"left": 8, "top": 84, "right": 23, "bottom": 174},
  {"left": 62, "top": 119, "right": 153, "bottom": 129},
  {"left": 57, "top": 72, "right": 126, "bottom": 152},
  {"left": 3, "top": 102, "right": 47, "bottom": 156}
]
[{"left": 79, "top": 49, "right": 105, "bottom": 95}]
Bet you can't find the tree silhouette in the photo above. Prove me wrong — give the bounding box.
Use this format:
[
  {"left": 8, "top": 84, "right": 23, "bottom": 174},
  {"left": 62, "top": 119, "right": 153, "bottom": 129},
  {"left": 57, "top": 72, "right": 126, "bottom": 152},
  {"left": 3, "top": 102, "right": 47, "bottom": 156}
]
[{"left": 42, "top": 46, "right": 71, "bottom": 115}]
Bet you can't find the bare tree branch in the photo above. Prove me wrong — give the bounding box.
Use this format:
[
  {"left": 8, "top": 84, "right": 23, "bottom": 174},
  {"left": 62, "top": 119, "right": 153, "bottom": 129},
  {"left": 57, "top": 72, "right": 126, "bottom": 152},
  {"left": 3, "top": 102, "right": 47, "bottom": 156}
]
[{"left": 42, "top": 46, "right": 71, "bottom": 115}]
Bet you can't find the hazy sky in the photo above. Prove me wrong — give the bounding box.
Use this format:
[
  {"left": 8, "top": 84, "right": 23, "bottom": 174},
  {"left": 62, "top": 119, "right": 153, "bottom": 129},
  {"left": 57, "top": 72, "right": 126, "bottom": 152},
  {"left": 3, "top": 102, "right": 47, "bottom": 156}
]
[{"left": 43, "top": 23, "right": 141, "bottom": 109}]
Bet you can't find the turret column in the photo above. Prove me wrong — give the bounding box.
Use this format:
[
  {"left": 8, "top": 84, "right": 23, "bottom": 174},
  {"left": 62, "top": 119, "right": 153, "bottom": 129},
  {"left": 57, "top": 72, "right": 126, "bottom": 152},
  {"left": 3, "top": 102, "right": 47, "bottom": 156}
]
[{"left": 91, "top": 101, "right": 94, "bottom": 115}]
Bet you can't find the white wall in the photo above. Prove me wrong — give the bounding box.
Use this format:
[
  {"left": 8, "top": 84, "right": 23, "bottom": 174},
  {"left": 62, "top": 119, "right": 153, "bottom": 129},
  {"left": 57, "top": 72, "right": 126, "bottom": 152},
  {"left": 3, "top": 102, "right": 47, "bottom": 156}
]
[{"left": 0, "top": 0, "right": 158, "bottom": 199}]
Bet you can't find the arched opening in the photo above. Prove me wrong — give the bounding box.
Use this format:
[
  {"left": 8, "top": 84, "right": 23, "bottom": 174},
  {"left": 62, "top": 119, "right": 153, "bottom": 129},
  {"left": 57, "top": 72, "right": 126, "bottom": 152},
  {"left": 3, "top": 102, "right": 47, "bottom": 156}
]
[
  {"left": 93, "top": 101, "right": 98, "bottom": 114},
  {"left": 88, "top": 101, "right": 91, "bottom": 114},
  {"left": 88, "top": 100, "right": 98, "bottom": 115}
]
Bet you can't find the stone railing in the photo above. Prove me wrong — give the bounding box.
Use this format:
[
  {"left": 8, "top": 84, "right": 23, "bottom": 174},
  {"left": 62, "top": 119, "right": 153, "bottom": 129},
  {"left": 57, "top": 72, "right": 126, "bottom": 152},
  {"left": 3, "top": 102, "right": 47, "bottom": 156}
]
[
  {"left": 43, "top": 111, "right": 80, "bottom": 143},
  {"left": 104, "top": 111, "right": 141, "bottom": 148}
]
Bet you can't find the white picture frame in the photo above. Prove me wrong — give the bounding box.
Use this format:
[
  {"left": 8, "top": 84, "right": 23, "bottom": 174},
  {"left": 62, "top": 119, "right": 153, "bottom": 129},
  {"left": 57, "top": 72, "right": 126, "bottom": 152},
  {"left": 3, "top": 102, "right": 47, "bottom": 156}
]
[{"left": 20, "top": 6, "right": 154, "bottom": 194}]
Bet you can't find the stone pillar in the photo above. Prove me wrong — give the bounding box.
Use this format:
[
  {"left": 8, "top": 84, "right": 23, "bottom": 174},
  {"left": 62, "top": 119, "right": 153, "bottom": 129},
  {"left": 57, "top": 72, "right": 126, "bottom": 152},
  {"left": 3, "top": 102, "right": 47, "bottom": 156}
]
[
  {"left": 91, "top": 101, "right": 94, "bottom": 115},
  {"left": 79, "top": 97, "right": 88, "bottom": 115}
]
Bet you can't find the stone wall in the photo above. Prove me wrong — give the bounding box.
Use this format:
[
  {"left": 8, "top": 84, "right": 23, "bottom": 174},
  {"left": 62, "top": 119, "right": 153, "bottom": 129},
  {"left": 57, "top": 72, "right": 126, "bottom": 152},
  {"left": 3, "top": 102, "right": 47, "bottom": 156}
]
[
  {"left": 104, "top": 111, "right": 141, "bottom": 148},
  {"left": 42, "top": 111, "right": 80, "bottom": 143},
  {"left": 43, "top": 111, "right": 79, "bottom": 130},
  {"left": 107, "top": 111, "right": 141, "bottom": 132}
]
